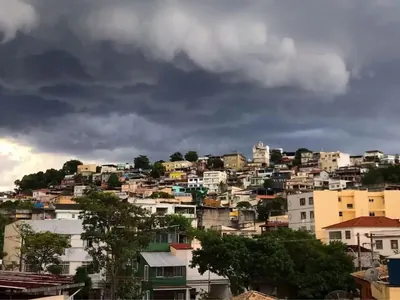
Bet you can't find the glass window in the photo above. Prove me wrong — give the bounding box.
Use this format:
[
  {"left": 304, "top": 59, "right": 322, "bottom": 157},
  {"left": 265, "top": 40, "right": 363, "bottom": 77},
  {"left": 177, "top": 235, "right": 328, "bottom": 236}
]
[
  {"left": 339, "top": 211, "right": 343, "bottom": 217},
  {"left": 60, "top": 262, "right": 70, "bottom": 275},
  {"left": 300, "top": 198, "right": 306, "bottom": 206},
  {"left": 369, "top": 212, "right": 375, "bottom": 216},
  {"left": 338, "top": 197, "right": 342, "bottom": 202},
  {"left": 345, "top": 231, "right": 351, "bottom": 239},
  {"left": 156, "top": 267, "right": 163, "bottom": 277},
  {"left": 308, "top": 197, "right": 314, "bottom": 205},
  {"left": 391, "top": 240, "right": 398, "bottom": 250},
  {"left": 144, "top": 265, "right": 149, "bottom": 281},
  {"left": 310, "top": 211, "right": 314, "bottom": 219},
  {"left": 329, "top": 231, "right": 342, "bottom": 240},
  {"left": 300, "top": 212, "right": 306, "bottom": 220},
  {"left": 347, "top": 204, "right": 353, "bottom": 209},
  {"left": 375, "top": 240, "right": 383, "bottom": 250}
]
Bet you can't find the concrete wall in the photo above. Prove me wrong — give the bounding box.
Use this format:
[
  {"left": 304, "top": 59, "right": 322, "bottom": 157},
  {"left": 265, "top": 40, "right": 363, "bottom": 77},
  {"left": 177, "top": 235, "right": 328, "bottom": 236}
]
[{"left": 199, "top": 208, "right": 231, "bottom": 229}]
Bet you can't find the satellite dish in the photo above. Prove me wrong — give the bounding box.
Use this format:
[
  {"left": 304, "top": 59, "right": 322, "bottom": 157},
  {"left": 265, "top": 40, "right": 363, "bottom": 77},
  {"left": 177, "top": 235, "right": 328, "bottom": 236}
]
[
  {"left": 364, "top": 268, "right": 380, "bottom": 281},
  {"left": 325, "top": 290, "right": 353, "bottom": 299}
]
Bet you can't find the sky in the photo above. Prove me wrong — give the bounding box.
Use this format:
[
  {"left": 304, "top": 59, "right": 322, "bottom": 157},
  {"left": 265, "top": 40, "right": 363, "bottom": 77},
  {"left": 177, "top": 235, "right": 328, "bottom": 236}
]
[{"left": 1, "top": 0, "right": 400, "bottom": 190}]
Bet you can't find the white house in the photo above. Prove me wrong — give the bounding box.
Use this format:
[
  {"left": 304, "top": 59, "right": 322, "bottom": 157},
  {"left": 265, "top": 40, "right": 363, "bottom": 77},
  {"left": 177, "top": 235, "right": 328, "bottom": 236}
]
[
  {"left": 324, "top": 216, "right": 400, "bottom": 257},
  {"left": 187, "top": 174, "right": 203, "bottom": 188},
  {"left": 203, "top": 171, "right": 227, "bottom": 194},
  {"left": 364, "top": 150, "right": 384, "bottom": 161},
  {"left": 318, "top": 151, "right": 351, "bottom": 172},
  {"left": 73, "top": 185, "right": 87, "bottom": 198},
  {"left": 328, "top": 179, "right": 350, "bottom": 190},
  {"left": 3, "top": 220, "right": 92, "bottom": 276},
  {"left": 287, "top": 192, "right": 315, "bottom": 233},
  {"left": 252, "top": 141, "right": 270, "bottom": 166}
]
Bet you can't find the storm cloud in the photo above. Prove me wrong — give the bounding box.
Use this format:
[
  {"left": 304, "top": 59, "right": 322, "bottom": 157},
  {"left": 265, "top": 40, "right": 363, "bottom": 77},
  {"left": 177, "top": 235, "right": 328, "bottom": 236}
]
[{"left": 1, "top": 0, "right": 400, "bottom": 189}]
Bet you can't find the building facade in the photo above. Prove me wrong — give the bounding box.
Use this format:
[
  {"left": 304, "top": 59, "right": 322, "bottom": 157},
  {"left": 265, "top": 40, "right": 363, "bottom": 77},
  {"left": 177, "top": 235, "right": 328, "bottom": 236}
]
[
  {"left": 187, "top": 174, "right": 203, "bottom": 188},
  {"left": 252, "top": 141, "right": 270, "bottom": 166},
  {"left": 77, "top": 164, "right": 97, "bottom": 174},
  {"left": 223, "top": 153, "right": 247, "bottom": 171},
  {"left": 318, "top": 151, "right": 350, "bottom": 172},
  {"left": 288, "top": 190, "right": 400, "bottom": 242},
  {"left": 203, "top": 171, "right": 227, "bottom": 194},
  {"left": 162, "top": 161, "right": 193, "bottom": 172}
]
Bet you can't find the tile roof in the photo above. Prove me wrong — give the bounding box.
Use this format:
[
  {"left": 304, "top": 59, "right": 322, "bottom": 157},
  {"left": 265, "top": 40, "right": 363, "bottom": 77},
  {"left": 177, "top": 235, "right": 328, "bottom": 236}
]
[
  {"left": 170, "top": 243, "right": 193, "bottom": 250},
  {"left": 323, "top": 216, "right": 400, "bottom": 229},
  {"left": 140, "top": 252, "right": 186, "bottom": 267},
  {"left": 233, "top": 291, "right": 278, "bottom": 300}
]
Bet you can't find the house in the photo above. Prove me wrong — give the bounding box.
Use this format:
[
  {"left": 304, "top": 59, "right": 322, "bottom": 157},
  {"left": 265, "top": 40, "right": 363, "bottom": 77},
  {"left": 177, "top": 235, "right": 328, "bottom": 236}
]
[
  {"left": 139, "top": 241, "right": 230, "bottom": 300},
  {"left": 350, "top": 155, "right": 364, "bottom": 166},
  {"left": 169, "top": 171, "right": 186, "bottom": 180},
  {"left": 3, "top": 220, "right": 92, "bottom": 276},
  {"left": 364, "top": 150, "right": 384, "bottom": 162},
  {"left": 318, "top": 151, "right": 350, "bottom": 173},
  {"left": 233, "top": 291, "right": 277, "bottom": 300},
  {"left": 162, "top": 161, "right": 193, "bottom": 172},
  {"left": 77, "top": 164, "right": 97, "bottom": 174},
  {"left": 100, "top": 164, "right": 118, "bottom": 173},
  {"left": 203, "top": 171, "right": 227, "bottom": 194},
  {"left": 73, "top": 185, "right": 87, "bottom": 197},
  {"left": 223, "top": 153, "right": 247, "bottom": 171},
  {"left": 287, "top": 190, "right": 400, "bottom": 242},
  {"left": 187, "top": 174, "right": 203, "bottom": 188},
  {"left": 382, "top": 154, "right": 396, "bottom": 164},
  {"left": 328, "top": 178, "right": 351, "bottom": 190},
  {"left": 324, "top": 217, "right": 400, "bottom": 258},
  {"left": 32, "top": 189, "right": 49, "bottom": 200}
]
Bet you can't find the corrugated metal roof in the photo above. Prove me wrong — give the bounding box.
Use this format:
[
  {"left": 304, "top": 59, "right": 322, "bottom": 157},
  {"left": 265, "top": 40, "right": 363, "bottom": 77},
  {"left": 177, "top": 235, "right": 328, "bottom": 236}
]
[{"left": 140, "top": 252, "right": 185, "bottom": 267}]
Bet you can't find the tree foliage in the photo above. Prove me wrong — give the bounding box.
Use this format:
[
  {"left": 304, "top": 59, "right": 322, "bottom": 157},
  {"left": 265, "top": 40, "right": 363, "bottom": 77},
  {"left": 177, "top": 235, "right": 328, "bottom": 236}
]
[
  {"left": 292, "top": 148, "right": 311, "bottom": 166},
  {"left": 15, "top": 169, "right": 65, "bottom": 191},
  {"left": 184, "top": 151, "right": 199, "bottom": 162},
  {"left": 63, "top": 160, "right": 83, "bottom": 175},
  {"left": 73, "top": 266, "right": 92, "bottom": 300},
  {"left": 256, "top": 197, "right": 287, "bottom": 221},
  {"left": 206, "top": 158, "right": 224, "bottom": 169},
  {"left": 270, "top": 150, "right": 282, "bottom": 165},
  {"left": 236, "top": 201, "right": 252, "bottom": 209},
  {"left": 107, "top": 174, "right": 121, "bottom": 189},
  {"left": 192, "top": 229, "right": 355, "bottom": 298},
  {"left": 150, "top": 161, "right": 166, "bottom": 178},
  {"left": 150, "top": 191, "right": 174, "bottom": 199},
  {"left": 263, "top": 178, "right": 274, "bottom": 189},
  {"left": 76, "top": 191, "right": 158, "bottom": 300},
  {"left": 361, "top": 165, "right": 400, "bottom": 185},
  {"left": 134, "top": 155, "right": 151, "bottom": 169},
  {"left": 170, "top": 151, "right": 184, "bottom": 162},
  {"left": 17, "top": 223, "right": 71, "bottom": 273}
]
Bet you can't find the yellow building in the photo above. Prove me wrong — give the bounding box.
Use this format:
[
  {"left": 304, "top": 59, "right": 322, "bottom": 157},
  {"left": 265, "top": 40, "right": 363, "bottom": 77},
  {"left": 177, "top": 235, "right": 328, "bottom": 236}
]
[
  {"left": 162, "top": 161, "right": 193, "bottom": 172},
  {"left": 288, "top": 190, "right": 400, "bottom": 242},
  {"left": 223, "top": 153, "right": 247, "bottom": 171},
  {"left": 77, "top": 164, "right": 97, "bottom": 174},
  {"left": 169, "top": 171, "right": 186, "bottom": 179}
]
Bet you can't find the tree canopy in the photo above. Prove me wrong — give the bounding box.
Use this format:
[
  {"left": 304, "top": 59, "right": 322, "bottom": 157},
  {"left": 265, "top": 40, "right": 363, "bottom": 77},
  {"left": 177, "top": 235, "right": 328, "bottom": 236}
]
[
  {"left": 184, "top": 151, "right": 199, "bottom": 162},
  {"left": 361, "top": 165, "right": 400, "bottom": 185},
  {"left": 17, "top": 223, "right": 71, "bottom": 273},
  {"left": 270, "top": 150, "right": 282, "bottom": 165},
  {"left": 292, "top": 148, "right": 311, "bottom": 166},
  {"left": 256, "top": 197, "right": 287, "bottom": 221},
  {"left": 206, "top": 157, "right": 224, "bottom": 169},
  {"left": 236, "top": 201, "right": 252, "bottom": 209},
  {"left": 150, "top": 161, "right": 166, "bottom": 179},
  {"left": 107, "top": 173, "right": 121, "bottom": 189},
  {"left": 170, "top": 151, "right": 184, "bottom": 162},
  {"left": 62, "top": 160, "right": 83, "bottom": 175},
  {"left": 76, "top": 191, "right": 158, "bottom": 300},
  {"left": 191, "top": 229, "right": 355, "bottom": 298},
  {"left": 133, "top": 155, "right": 151, "bottom": 169}
]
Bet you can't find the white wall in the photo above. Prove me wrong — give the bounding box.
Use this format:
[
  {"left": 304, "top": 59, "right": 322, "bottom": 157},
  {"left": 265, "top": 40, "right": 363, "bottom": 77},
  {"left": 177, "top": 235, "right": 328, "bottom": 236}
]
[
  {"left": 55, "top": 210, "right": 80, "bottom": 220},
  {"left": 288, "top": 192, "right": 315, "bottom": 233}
]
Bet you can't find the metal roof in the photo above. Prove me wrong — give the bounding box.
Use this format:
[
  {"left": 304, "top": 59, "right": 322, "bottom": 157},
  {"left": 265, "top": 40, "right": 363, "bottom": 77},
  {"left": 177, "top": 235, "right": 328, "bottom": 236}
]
[{"left": 140, "top": 252, "right": 186, "bottom": 267}]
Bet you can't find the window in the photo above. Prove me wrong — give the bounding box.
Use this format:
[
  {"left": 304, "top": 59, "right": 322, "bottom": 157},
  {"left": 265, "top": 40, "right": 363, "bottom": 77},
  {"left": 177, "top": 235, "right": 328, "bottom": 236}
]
[
  {"left": 300, "top": 198, "right": 306, "bottom": 206},
  {"left": 300, "top": 212, "right": 307, "bottom": 220},
  {"left": 310, "top": 211, "right": 314, "bottom": 219},
  {"left": 310, "top": 225, "right": 315, "bottom": 233},
  {"left": 71, "top": 213, "right": 76, "bottom": 218},
  {"left": 369, "top": 198, "right": 374, "bottom": 202},
  {"left": 309, "top": 197, "right": 314, "bottom": 205},
  {"left": 391, "top": 240, "right": 399, "bottom": 250},
  {"left": 83, "top": 238, "right": 93, "bottom": 247},
  {"left": 175, "top": 292, "right": 186, "bottom": 300},
  {"left": 345, "top": 231, "right": 351, "bottom": 239},
  {"left": 144, "top": 265, "right": 149, "bottom": 281},
  {"left": 329, "top": 231, "right": 342, "bottom": 240},
  {"left": 156, "top": 207, "right": 168, "bottom": 215},
  {"left": 142, "top": 291, "right": 150, "bottom": 300},
  {"left": 339, "top": 211, "right": 343, "bottom": 217},
  {"left": 81, "top": 262, "right": 94, "bottom": 274},
  {"left": 375, "top": 240, "right": 383, "bottom": 250},
  {"left": 155, "top": 267, "right": 184, "bottom": 277},
  {"left": 338, "top": 197, "right": 342, "bottom": 202},
  {"left": 60, "top": 262, "right": 70, "bottom": 275},
  {"left": 347, "top": 204, "right": 353, "bottom": 209},
  {"left": 369, "top": 212, "right": 375, "bottom": 216}
]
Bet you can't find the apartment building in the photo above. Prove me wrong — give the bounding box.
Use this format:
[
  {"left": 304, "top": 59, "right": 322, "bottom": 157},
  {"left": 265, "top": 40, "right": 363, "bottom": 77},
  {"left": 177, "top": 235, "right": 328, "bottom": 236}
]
[
  {"left": 350, "top": 155, "right": 364, "bottom": 166},
  {"left": 288, "top": 190, "right": 400, "bottom": 242},
  {"left": 318, "top": 151, "right": 350, "bottom": 172},
  {"left": 187, "top": 174, "right": 203, "bottom": 188},
  {"left": 324, "top": 216, "right": 400, "bottom": 257},
  {"left": 73, "top": 185, "right": 87, "bottom": 197},
  {"left": 77, "top": 164, "right": 96, "bottom": 174},
  {"left": 252, "top": 141, "right": 270, "bottom": 166},
  {"left": 203, "top": 171, "right": 227, "bottom": 194},
  {"left": 364, "top": 150, "right": 384, "bottom": 161},
  {"left": 223, "top": 153, "right": 247, "bottom": 171},
  {"left": 3, "top": 220, "right": 92, "bottom": 275}
]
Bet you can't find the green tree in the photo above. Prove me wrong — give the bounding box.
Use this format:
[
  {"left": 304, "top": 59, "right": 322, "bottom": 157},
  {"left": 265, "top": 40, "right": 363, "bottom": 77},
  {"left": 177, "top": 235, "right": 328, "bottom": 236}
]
[
  {"left": 76, "top": 192, "right": 158, "bottom": 300},
  {"left": 150, "top": 191, "right": 174, "bottom": 199},
  {"left": 107, "top": 174, "right": 121, "bottom": 189},
  {"left": 192, "top": 229, "right": 354, "bottom": 298},
  {"left": 134, "top": 155, "right": 151, "bottom": 169},
  {"left": 236, "top": 201, "right": 252, "bottom": 209},
  {"left": 150, "top": 161, "right": 166, "bottom": 178},
  {"left": 256, "top": 197, "right": 286, "bottom": 222},
  {"left": 17, "top": 223, "right": 71, "bottom": 273},
  {"left": 184, "top": 151, "right": 199, "bottom": 162},
  {"left": 73, "top": 266, "right": 92, "bottom": 300},
  {"left": 361, "top": 165, "right": 400, "bottom": 185},
  {"left": 63, "top": 160, "right": 83, "bottom": 175},
  {"left": 292, "top": 148, "right": 311, "bottom": 166},
  {"left": 270, "top": 150, "right": 282, "bottom": 165},
  {"left": 170, "top": 151, "right": 184, "bottom": 162},
  {"left": 207, "top": 158, "right": 224, "bottom": 169}
]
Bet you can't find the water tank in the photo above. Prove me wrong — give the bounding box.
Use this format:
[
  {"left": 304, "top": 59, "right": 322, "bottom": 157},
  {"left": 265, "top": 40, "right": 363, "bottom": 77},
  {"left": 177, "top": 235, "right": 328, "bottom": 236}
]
[
  {"left": 388, "top": 254, "right": 400, "bottom": 286},
  {"left": 34, "top": 202, "right": 44, "bottom": 208}
]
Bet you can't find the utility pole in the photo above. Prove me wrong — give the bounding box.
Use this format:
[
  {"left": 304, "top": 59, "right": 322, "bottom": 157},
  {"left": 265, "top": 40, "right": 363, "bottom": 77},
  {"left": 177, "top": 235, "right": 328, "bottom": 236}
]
[
  {"left": 357, "top": 233, "right": 362, "bottom": 271},
  {"left": 370, "top": 233, "right": 374, "bottom": 264}
]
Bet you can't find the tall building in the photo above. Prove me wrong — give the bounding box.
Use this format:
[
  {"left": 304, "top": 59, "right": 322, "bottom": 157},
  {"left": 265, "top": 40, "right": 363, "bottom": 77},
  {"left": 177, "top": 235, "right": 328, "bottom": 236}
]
[
  {"left": 252, "top": 141, "right": 270, "bottom": 166},
  {"left": 288, "top": 190, "right": 400, "bottom": 242},
  {"left": 223, "top": 153, "right": 247, "bottom": 171},
  {"left": 318, "top": 151, "right": 350, "bottom": 172},
  {"left": 203, "top": 171, "right": 227, "bottom": 194}
]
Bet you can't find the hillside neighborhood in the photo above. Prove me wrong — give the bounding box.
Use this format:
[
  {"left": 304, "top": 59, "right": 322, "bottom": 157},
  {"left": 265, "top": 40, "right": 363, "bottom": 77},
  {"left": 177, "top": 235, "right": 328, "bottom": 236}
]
[{"left": 0, "top": 144, "right": 400, "bottom": 299}]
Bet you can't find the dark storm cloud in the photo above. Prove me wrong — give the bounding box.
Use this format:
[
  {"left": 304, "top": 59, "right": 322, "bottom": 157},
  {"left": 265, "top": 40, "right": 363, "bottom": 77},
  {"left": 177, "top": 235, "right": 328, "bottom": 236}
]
[{"left": 1, "top": 0, "right": 400, "bottom": 162}]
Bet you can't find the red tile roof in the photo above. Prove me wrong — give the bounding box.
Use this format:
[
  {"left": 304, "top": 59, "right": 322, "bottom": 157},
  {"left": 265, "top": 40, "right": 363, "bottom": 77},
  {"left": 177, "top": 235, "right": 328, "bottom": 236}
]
[
  {"left": 324, "top": 216, "right": 400, "bottom": 229},
  {"left": 170, "top": 243, "right": 193, "bottom": 250}
]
